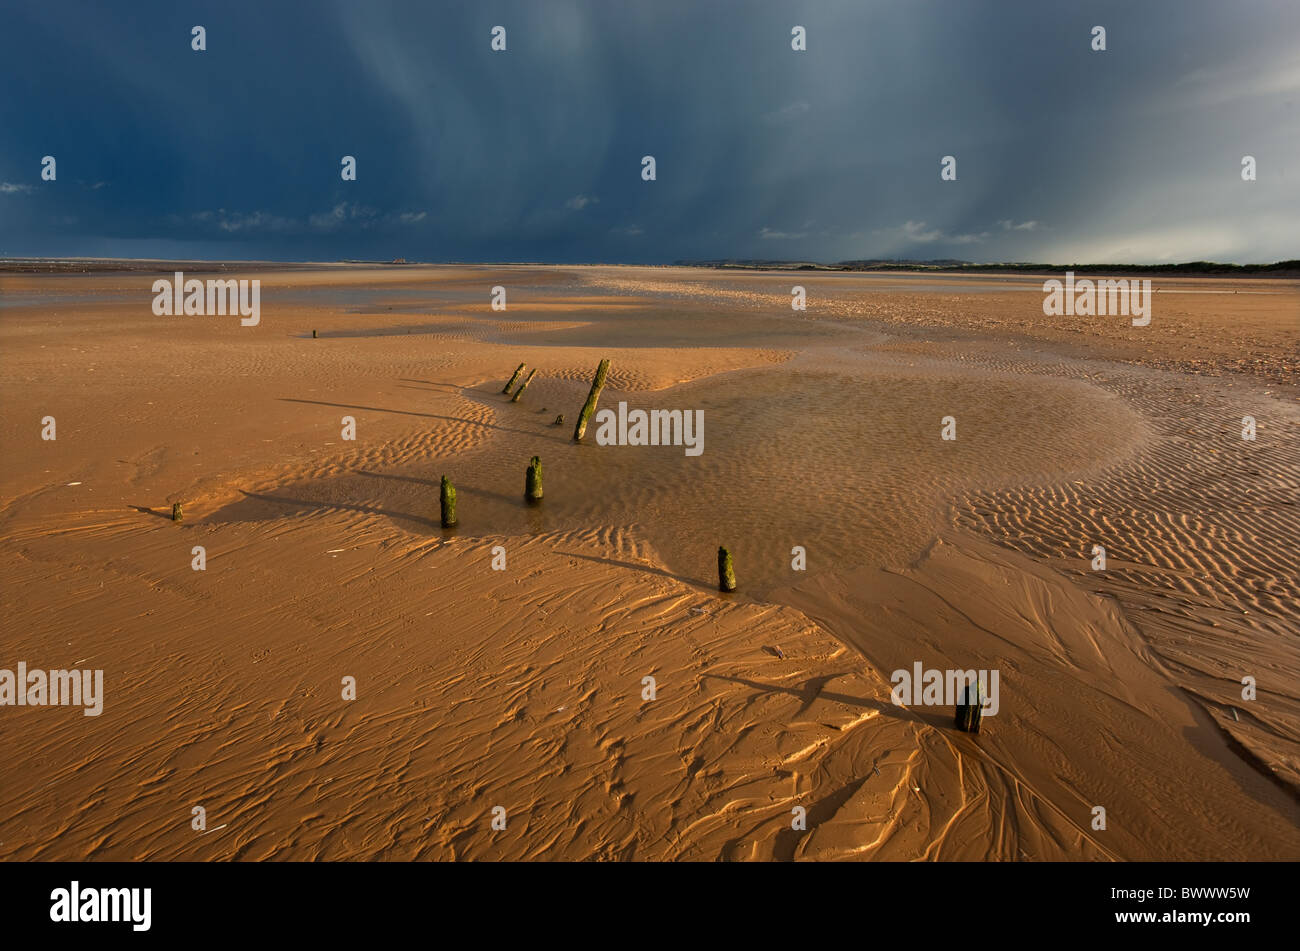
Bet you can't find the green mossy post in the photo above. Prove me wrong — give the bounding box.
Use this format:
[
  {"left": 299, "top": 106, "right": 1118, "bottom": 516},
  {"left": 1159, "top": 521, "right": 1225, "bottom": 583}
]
[
  {"left": 955, "top": 682, "right": 983, "bottom": 733},
  {"left": 510, "top": 368, "right": 538, "bottom": 403},
  {"left": 440, "top": 476, "right": 457, "bottom": 528},
  {"left": 718, "top": 546, "right": 736, "bottom": 592},
  {"left": 553, "top": 414, "right": 564, "bottom": 426},
  {"left": 572, "top": 358, "right": 610, "bottom": 442},
  {"left": 525, "top": 455, "right": 543, "bottom": 502},
  {"left": 312, "top": 329, "right": 318, "bottom": 338},
  {"left": 503, "top": 362, "right": 526, "bottom": 394},
  {"left": 171, "top": 502, "right": 183, "bottom": 523}
]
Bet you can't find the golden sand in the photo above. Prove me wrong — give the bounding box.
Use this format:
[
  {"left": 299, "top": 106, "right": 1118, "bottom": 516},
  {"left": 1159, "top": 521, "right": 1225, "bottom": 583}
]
[{"left": 1, "top": 265, "right": 1296, "bottom": 859}]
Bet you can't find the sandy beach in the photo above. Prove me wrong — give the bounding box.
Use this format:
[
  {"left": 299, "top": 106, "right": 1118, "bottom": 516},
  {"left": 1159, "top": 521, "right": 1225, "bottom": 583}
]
[{"left": 1, "top": 264, "right": 1296, "bottom": 860}]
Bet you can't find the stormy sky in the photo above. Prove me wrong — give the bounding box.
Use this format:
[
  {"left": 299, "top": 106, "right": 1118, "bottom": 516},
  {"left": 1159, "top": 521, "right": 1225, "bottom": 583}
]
[{"left": 2, "top": 0, "right": 1297, "bottom": 264}]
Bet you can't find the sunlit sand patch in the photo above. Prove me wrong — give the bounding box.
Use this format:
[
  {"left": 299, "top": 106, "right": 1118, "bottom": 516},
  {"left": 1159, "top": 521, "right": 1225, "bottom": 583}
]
[{"left": 2, "top": 264, "right": 1297, "bottom": 861}]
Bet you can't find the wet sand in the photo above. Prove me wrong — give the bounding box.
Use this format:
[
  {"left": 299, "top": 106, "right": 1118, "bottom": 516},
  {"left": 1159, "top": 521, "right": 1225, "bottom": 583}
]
[{"left": 1, "top": 264, "right": 1296, "bottom": 859}]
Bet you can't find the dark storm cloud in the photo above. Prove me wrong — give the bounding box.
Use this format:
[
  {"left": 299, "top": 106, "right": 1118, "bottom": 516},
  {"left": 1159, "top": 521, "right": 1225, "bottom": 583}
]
[{"left": 1, "top": 0, "right": 1296, "bottom": 263}]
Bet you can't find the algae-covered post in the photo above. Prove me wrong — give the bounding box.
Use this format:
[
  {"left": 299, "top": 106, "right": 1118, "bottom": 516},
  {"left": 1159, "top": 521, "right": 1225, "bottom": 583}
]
[
  {"left": 525, "top": 456, "right": 543, "bottom": 502},
  {"left": 955, "top": 682, "right": 983, "bottom": 733},
  {"left": 503, "top": 363, "right": 526, "bottom": 395},
  {"left": 171, "top": 503, "right": 183, "bottom": 523},
  {"left": 440, "top": 476, "right": 458, "bottom": 528},
  {"left": 572, "top": 358, "right": 610, "bottom": 442},
  {"left": 510, "top": 368, "right": 538, "bottom": 403},
  {"left": 718, "top": 546, "right": 736, "bottom": 592}
]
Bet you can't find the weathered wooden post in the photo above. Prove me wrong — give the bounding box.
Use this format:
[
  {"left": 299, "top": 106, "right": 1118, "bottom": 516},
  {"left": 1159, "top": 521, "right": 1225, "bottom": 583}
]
[
  {"left": 718, "top": 546, "right": 736, "bottom": 592},
  {"left": 572, "top": 358, "right": 610, "bottom": 441},
  {"left": 955, "top": 681, "right": 984, "bottom": 733},
  {"left": 312, "top": 329, "right": 318, "bottom": 338},
  {"left": 503, "top": 363, "right": 526, "bottom": 394},
  {"left": 525, "top": 456, "right": 543, "bottom": 502},
  {"left": 510, "top": 368, "right": 538, "bottom": 403},
  {"left": 440, "top": 476, "right": 457, "bottom": 528},
  {"left": 171, "top": 502, "right": 183, "bottom": 523},
  {"left": 553, "top": 414, "right": 564, "bottom": 426}
]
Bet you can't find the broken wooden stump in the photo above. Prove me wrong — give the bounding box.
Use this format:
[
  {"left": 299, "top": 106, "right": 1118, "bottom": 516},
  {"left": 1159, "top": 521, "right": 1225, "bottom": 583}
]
[
  {"left": 171, "top": 502, "right": 183, "bottom": 523},
  {"left": 510, "top": 368, "right": 538, "bottom": 403},
  {"left": 955, "top": 681, "right": 984, "bottom": 733},
  {"left": 502, "top": 362, "right": 526, "bottom": 394},
  {"left": 525, "top": 456, "right": 543, "bottom": 502},
  {"left": 573, "top": 358, "right": 610, "bottom": 441},
  {"left": 717, "top": 546, "right": 736, "bottom": 592},
  {"left": 440, "top": 475, "right": 457, "bottom": 528}
]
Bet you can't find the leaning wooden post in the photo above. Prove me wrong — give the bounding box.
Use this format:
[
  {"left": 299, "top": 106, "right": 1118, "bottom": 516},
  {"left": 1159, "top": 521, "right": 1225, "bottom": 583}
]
[
  {"left": 955, "top": 681, "right": 983, "bottom": 733},
  {"left": 572, "top": 358, "right": 610, "bottom": 441},
  {"left": 440, "top": 476, "right": 457, "bottom": 528},
  {"left": 502, "top": 363, "right": 526, "bottom": 394},
  {"left": 171, "top": 502, "right": 183, "bottom": 523},
  {"left": 525, "top": 456, "right": 543, "bottom": 502},
  {"left": 717, "top": 546, "right": 736, "bottom": 592},
  {"left": 510, "top": 368, "right": 538, "bottom": 403},
  {"left": 553, "top": 414, "right": 564, "bottom": 426}
]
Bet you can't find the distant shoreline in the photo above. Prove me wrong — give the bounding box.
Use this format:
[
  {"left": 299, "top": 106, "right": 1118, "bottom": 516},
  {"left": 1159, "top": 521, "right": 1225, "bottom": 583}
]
[
  {"left": 2, "top": 256, "right": 1297, "bottom": 279},
  {"left": 676, "top": 259, "right": 1300, "bottom": 279}
]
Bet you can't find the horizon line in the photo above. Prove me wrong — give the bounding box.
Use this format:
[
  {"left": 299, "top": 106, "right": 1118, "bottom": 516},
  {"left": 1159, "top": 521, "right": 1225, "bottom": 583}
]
[{"left": 3, "top": 255, "right": 1298, "bottom": 273}]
